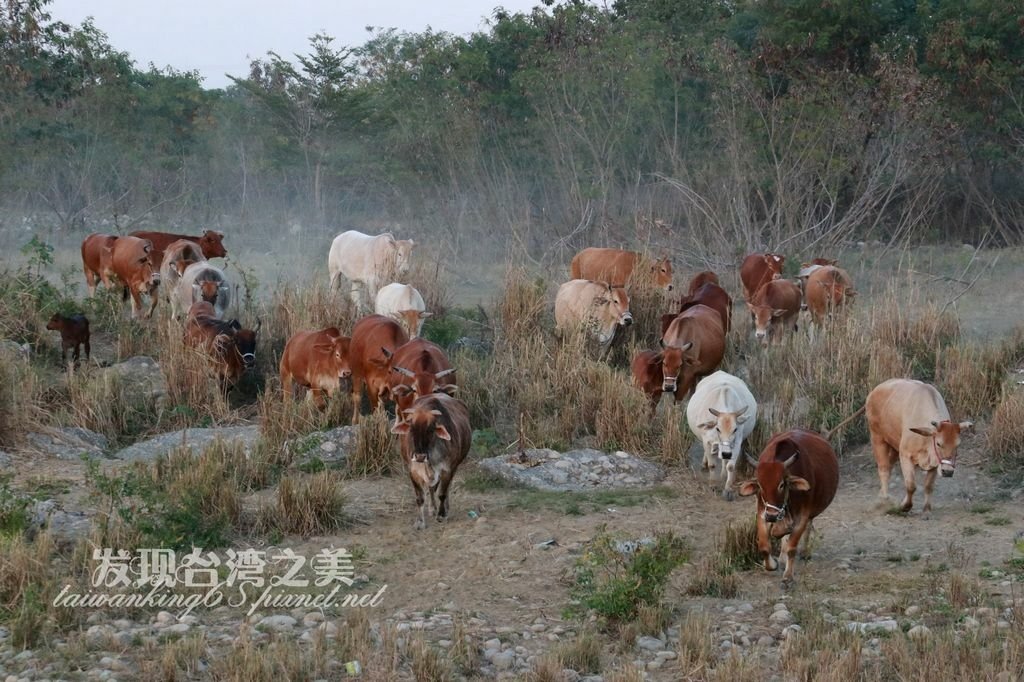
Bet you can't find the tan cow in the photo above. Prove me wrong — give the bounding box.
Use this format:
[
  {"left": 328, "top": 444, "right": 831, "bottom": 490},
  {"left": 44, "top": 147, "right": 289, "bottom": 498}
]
[
  {"left": 865, "top": 379, "right": 973, "bottom": 513},
  {"left": 280, "top": 327, "right": 352, "bottom": 408},
  {"left": 107, "top": 236, "right": 161, "bottom": 319},
  {"left": 570, "top": 248, "right": 673, "bottom": 291},
  {"left": 328, "top": 230, "right": 416, "bottom": 310},
  {"left": 554, "top": 280, "right": 633, "bottom": 349},
  {"left": 804, "top": 265, "right": 856, "bottom": 328},
  {"left": 160, "top": 240, "right": 206, "bottom": 307}
]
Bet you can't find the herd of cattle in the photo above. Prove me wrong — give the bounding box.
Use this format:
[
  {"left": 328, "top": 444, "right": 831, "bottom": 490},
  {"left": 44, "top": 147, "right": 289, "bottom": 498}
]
[{"left": 41, "top": 229, "right": 974, "bottom": 582}]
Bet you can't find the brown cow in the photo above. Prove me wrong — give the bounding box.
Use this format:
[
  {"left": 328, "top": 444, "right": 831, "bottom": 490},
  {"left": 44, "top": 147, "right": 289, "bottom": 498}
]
[
  {"left": 107, "top": 236, "right": 161, "bottom": 319},
  {"left": 385, "top": 338, "right": 457, "bottom": 417},
  {"left": 348, "top": 314, "right": 410, "bottom": 423},
  {"left": 81, "top": 234, "right": 118, "bottom": 295},
  {"left": 659, "top": 304, "right": 726, "bottom": 402},
  {"left": 280, "top": 327, "right": 352, "bottom": 408},
  {"left": 675, "top": 281, "right": 732, "bottom": 334},
  {"left": 46, "top": 313, "right": 90, "bottom": 366},
  {"left": 797, "top": 258, "right": 840, "bottom": 310},
  {"left": 631, "top": 349, "right": 665, "bottom": 415},
  {"left": 570, "top": 248, "right": 673, "bottom": 291},
  {"left": 183, "top": 301, "right": 260, "bottom": 392},
  {"left": 160, "top": 240, "right": 206, "bottom": 305},
  {"left": 804, "top": 265, "right": 856, "bottom": 327},
  {"left": 866, "top": 379, "right": 973, "bottom": 513},
  {"left": 391, "top": 393, "right": 472, "bottom": 530},
  {"left": 686, "top": 271, "right": 720, "bottom": 296},
  {"left": 130, "top": 229, "right": 226, "bottom": 268},
  {"left": 747, "top": 279, "right": 801, "bottom": 343},
  {"left": 740, "top": 252, "right": 785, "bottom": 302},
  {"left": 738, "top": 429, "right": 839, "bottom": 586}
]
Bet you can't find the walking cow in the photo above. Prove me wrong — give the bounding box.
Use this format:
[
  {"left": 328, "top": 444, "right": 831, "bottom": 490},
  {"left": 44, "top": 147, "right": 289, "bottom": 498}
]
[
  {"left": 687, "top": 371, "right": 757, "bottom": 500},
  {"left": 328, "top": 231, "right": 415, "bottom": 311}
]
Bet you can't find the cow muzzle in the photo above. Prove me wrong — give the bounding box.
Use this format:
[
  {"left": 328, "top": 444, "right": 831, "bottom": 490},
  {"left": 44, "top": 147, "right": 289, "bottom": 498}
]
[
  {"left": 241, "top": 353, "right": 256, "bottom": 369},
  {"left": 661, "top": 379, "right": 677, "bottom": 392},
  {"left": 718, "top": 444, "right": 733, "bottom": 461},
  {"left": 940, "top": 459, "right": 955, "bottom": 477},
  {"left": 412, "top": 453, "right": 428, "bottom": 463},
  {"left": 339, "top": 369, "right": 352, "bottom": 379},
  {"left": 763, "top": 501, "right": 786, "bottom": 523},
  {"left": 754, "top": 329, "right": 767, "bottom": 340},
  {"left": 620, "top": 313, "right": 633, "bottom": 327}
]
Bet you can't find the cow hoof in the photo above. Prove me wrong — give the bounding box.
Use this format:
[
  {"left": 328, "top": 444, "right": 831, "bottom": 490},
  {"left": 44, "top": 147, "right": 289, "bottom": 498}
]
[
  {"left": 781, "top": 577, "right": 795, "bottom": 589},
  {"left": 414, "top": 519, "right": 426, "bottom": 530},
  {"left": 765, "top": 556, "right": 778, "bottom": 572}
]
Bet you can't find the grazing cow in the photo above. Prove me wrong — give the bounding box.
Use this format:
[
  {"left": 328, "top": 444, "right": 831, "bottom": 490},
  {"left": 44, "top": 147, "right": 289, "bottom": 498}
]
[
  {"left": 797, "top": 258, "right": 840, "bottom": 310},
  {"left": 686, "top": 271, "right": 720, "bottom": 296},
  {"left": 747, "top": 279, "right": 801, "bottom": 343},
  {"left": 385, "top": 338, "right": 457, "bottom": 416},
  {"left": 160, "top": 240, "right": 207, "bottom": 305},
  {"left": 108, "top": 236, "right": 161, "bottom": 319},
  {"left": 174, "top": 262, "right": 230, "bottom": 320},
  {"left": 673, "top": 281, "right": 732, "bottom": 334},
  {"left": 391, "top": 393, "right": 472, "bottom": 530},
  {"left": 183, "top": 301, "right": 259, "bottom": 392},
  {"left": 740, "top": 252, "right": 785, "bottom": 302},
  {"left": 129, "top": 230, "right": 226, "bottom": 268},
  {"left": 804, "top": 265, "right": 856, "bottom": 327},
  {"left": 738, "top": 429, "right": 839, "bottom": 586},
  {"left": 686, "top": 371, "right": 757, "bottom": 500},
  {"left": 81, "top": 234, "right": 119, "bottom": 296},
  {"left": 659, "top": 304, "right": 726, "bottom": 402},
  {"left": 328, "top": 231, "right": 416, "bottom": 310},
  {"left": 570, "top": 248, "right": 673, "bottom": 291},
  {"left": 631, "top": 350, "right": 665, "bottom": 415},
  {"left": 554, "top": 280, "right": 633, "bottom": 349},
  {"left": 865, "top": 379, "right": 973, "bottom": 513},
  {"left": 279, "top": 327, "right": 352, "bottom": 408},
  {"left": 375, "top": 283, "right": 431, "bottom": 339},
  {"left": 46, "top": 314, "right": 90, "bottom": 366},
  {"left": 348, "top": 314, "right": 410, "bottom": 422}
]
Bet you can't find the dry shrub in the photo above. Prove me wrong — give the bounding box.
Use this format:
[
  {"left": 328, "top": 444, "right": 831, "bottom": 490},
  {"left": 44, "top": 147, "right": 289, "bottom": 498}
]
[
  {"left": 350, "top": 408, "right": 397, "bottom": 476},
  {"left": 255, "top": 386, "right": 351, "bottom": 472},
  {"left": 449, "top": 614, "right": 478, "bottom": 673},
  {"left": 58, "top": 367, "right": 162, "bottom": 444},
  {"left": 407, "top": 634, "right": 452, "bottom": 682},
  {"left": 936, "top": 343, "right": 1006, "bottom": 418},
  {"left": 0, "top": 352, "right": 43, "bottom": 446},
  {"left": 719, "top": 517, "right": 760, "bottom": 569},
  {"left": 449, "top": 349, "right": 494, "bottom": 426},
  {"left": 552, "top": 630, "right": 602, "bottom": 673},
  {"left": 594, "top": 366, "right": 655, "bottom": 454},
  {"left": 210, "top": 633, "right": 319, "bottom": 681},
  {"left": 157, "top": 442, "right": 246, "bottom": 525},
  {"left": 334, "top": 609, "right": 374, "bottom": 663},
  {"left": 708, "top": 650, "right": 763, "bottom": 681},
  {"left": 141, "top": 633, "right": 208, "bottom": 681},
  {"left": 779, "top": 610, "right": 864, "bottom": 682},
  {"left": 496, "top": 266, "right": 549, "bottom": 344},
  {"left": 0, "top": 532, "right": 60, "bottom": 648},
  {"left": 156, "top": 320, "right": 233, "bottom": 423},
  {"left": 405, "top": 256, "right": 453, "bottom": 316},
  {"left": 989, "top": 388, "right": 1024, "bottom": 465},
  {"left": 272, "top": 471, "right": 346, "bottom": 536},
  {"left": 604, "top": 668, "right": 644, "bottom": 682},
  {"left": 684, "top": 555, "right": 738, "bottom": 598},
  {"left": 870, "top": 298, "right": 959, "bottom": 381},
  {"left": 677, "top": 611, "right": 714, "bottom": 674},
  {"left": 526, "top": 657, "right": 565, "bottom": 682},
  {"left": 656, "top": 406, "right": 688, "bottom": 467},
  {"left": 878, "top": 626, "right": 1024, "bottom": 680}
]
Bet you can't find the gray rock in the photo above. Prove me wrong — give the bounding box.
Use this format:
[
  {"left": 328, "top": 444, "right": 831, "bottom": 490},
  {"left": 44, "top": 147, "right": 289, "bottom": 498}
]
[
  {"left": 289, "top": 426, "right": 358, "bottom": 470},
  {"left": 0, "top": 451, "right": 10, "bottom": 469},
  {"left": 258, "top": 615, "right": 296, "bottom": 632},
  {"left": 477, "top": 448, "right": 664, "bottom": 491},
  {"left": 636, "top": 635, "right": 664, "bottom": 652},
  {"left": 103, "top": 356, "right": 167, "bottom": 402},
  {"left": 768, "top": 610, "right": 793, "bottom": 625},
  {"left": 846, "top": 620, "right": 898, "bottom": 634},
  {"left": 0, "top": 340, "right": 30, "bottom": 361},
  {"left": 25, "top": 427, "right": 108, "bottom": 459},
  {"left": 112, "top": 425, "right": 259, "bottom": 462},
  {"left": 492, "top": 650, "right": 515, "bottom": 670},
  {"left": 904, "top": 605, "right": 921, "bottom": 617},
  {"left": 907, "top": 625, "right": 930, "bottom": 640},
  {"left": 27, "top": 500, "right": 92, "bottom": 544}
]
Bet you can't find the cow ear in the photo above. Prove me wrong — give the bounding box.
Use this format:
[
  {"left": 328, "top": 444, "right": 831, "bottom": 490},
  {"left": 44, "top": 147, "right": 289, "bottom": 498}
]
[
  {"left": 788, "top": 476, "right": 811, "bottom": 491},
  {"left": 420, "top": 311, "right": 432, "bottom": 319},
  {"left": 958, "top": 421, "right": 974, "bottom": 433},
  {"left": 391, "top": 421, "right": 410, "bottom": 435},
  {"left": 909, "top": 426, "right": 935, "bottom": 437},
  {"left": 737, "top": 480, "right": 758, "bottom": 497},
  {"left": 772, "top": 308, "right": 788, "bottom": 318},
  {"left": 737, "top": 414, "right": 749, "bottom": 424},
  {"left": 434, "top": 425, "right": 452, "bottom": 441},
  {"left": 312, "top": 342, "right": 334, "bottom": 353},
  {"left": 698, "top": 420, "right": 716, "bottom": 430}
]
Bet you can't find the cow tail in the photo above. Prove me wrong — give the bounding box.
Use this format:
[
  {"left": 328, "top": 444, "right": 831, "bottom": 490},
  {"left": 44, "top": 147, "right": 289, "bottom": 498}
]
[{"left": 825, "top": 405, "right": 866, "bottom": 441}]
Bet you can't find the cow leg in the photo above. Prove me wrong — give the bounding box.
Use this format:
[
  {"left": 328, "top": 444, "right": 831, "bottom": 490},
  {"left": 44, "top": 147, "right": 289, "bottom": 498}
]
[
  {"left": 756, "top": 513, "right": 778, "bottom": 572},
  {"left": 128, "top": 288, "right": 143, "bottom": 319},
  {"left": 280, "top": 369, "right": 293, "bottom": 401},
  {"left": 146, "top": 290, "right": 159, "bottom": 319},
  {"left": 871, "top": 436, "right": 896, "bottom": 507},
  {"left": 310, "top": 387, "right": 327, "bottom": 410},
  {"left": 71, "top": 341, "right": 81, "bottom": 365},
  {"left": 782, "top": 518, "right": 809, "bottom": 586},
  {"left": 83, "top": 339, "right": 90, "bottom": 362},
  {"left": 350, "top": 375, "right": 364, "bottom": 423},
  {"left": 721, "top": 457, "right": 736, "bottom": 501},
  {"left": 922, "top": 467, "right": 938, "bottom": 514},
  {"left": 701, "top": 442, "right": 714, "bottom": 471},
  {"left": 435, "top": 469, "right": 454, "bottom": 521},
  {"left": 84, "top": 268, "right": 97, "bottom": 296},
  {"left": 410, "top": 475, "right": 427, "bottom": 530},
  {"left": 899, "top": 456, "right": 917, "bottom": 512}
]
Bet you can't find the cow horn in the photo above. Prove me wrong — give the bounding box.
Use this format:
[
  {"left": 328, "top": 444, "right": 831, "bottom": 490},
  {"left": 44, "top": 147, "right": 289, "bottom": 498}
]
[
  {"left": 745, "top": 452, "right": 758, "bottom": 467},
  {"left": 381, "top": 346, "right": 393, "bottom": 359},
  {"left": 708, "top": 407, "right": 721, "bottom": 417},
  {"left": 930, "top": 420, "right": 939, "bottom": 429},
  {"left": 680, "top": 341, "right": 693, "bottom": 352},
  {"left": 429, "top": 410, "right": 442, "bottom": 416},
  {"left": 402, "top": 408, "right": 416, "bottom": 416},
  {"left": 782, "top": 451, "right": 799, "bottom": 468},
  {"left": 735, "top": 405, "right": 748, "bottom": 417},
  {"left": 392, "top": 366, "right": 415, "bottom": 378},
  {"left": 434, "top": 368, "right": 456, "bottom": 379}
]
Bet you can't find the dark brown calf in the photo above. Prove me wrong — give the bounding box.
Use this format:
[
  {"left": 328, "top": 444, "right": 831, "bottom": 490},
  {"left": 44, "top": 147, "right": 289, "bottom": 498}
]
[
  {"left": 676, "top": 281, "right": 732, "bottom": 334},
  {"left": 46, "top": 314, "right": 90, "bottom": 366},
  {"left": 183, "top": 301, "right": 259, "bottom": 392}
]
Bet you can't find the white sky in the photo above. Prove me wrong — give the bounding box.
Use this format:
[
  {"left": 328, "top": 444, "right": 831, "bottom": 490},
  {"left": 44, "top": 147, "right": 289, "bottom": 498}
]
[{"left": 48, "top": 0, "right": 544, "bottom": 89}]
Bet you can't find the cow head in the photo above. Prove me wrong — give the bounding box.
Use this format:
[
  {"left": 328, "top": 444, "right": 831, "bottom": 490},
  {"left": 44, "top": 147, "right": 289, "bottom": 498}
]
[
  {"left": 746, "top": 301, "right": 788, "bottom": 342},
  {"left": 390, "top": 366, "right": 457, "bottom": 414},
  {"left": 688, "top": 271, "right": 719, "bottom": 295},
  {"left": 909, "top": 420, "right": 973, "bottom": 477},
  {"left": 738, "top": 440, "right": 809, "bottom": 523},
  {"left": 391, "top": 405, "right": 450, "bottom": 463},
  {"left": 46, "top": 313, "right": 65, "bottom": 332},
  {"left": 194, "top": 279, "right": 227, "bottom": 306},
  {"left": 199, "top": 231, "right": 227, "bottom": 259},
  {"left": 392, "top": 239, "right": 415, "bottom": 276},
  {"left": 658, "top": 341, "right": 692, "bottom": 393},
  {"left": 697, "top": 406, "right": 749, "bottom": 461},
  {"left": 234, "top": 319, "right": 260, "bottom": 370},
  {"left": 650, "top": 257, "right": 673, "bottom": 291},
  {"left": 390, "top": 309, "right": 432, "bottom": 339},
  {"left": 764, "top": 253, "right": 785, "bottom": 273},
  {"left": 594, "top": 284, "right": 632, "bottom": 328},
  {"left": 316, "top": 334, "right": 352, "bottom": 382}
]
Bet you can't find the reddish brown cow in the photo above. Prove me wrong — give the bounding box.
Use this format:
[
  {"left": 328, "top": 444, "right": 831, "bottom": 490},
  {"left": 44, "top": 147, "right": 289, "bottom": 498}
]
[
  {"left": 107, "top": 236, "right": 161, "bottom": 319},
  {"left": 738, "top": 429, "right": 839, "bottom": 586},
  {"left": 740, "top": 252, "right": 785, "bottom": 301},
  {"left": 130, "top": 230, "right": 226, "bottom": 268},
  {"left": 631, "top": 349, "right": 665, "bottom": 414},
  {"left": 349, "top": 314, "right": 410, "bottom": 423},
  {"left": 804, "top": 265, "right": 856, "bottom": 327},
  {"left": 570, "top": 248, "right": 673, "bottom": 290},
  {"left": 183, "top": 301, "right": 260, "bottom": 392},
  {"left": 747, "top": 279, "right": 801, "bottom": 343},
  {"left": 686, "top": 271, "right": 720, "bottom": 296},
  {"left": 391, "top": 393, "right": 472, "bottom": 530},
  {"left": 280, "top": 327, "right": 352, "bottom": 408},
  {"left": 675, "top": 282, "right": 732, "bottom": 334},
  {"left": 659, "top": 304, "right": 726, "bottom": 402},
  {"left": 384, "top": 338, "right": 457, "bottom": 417},
  {"left": 46, "top": 314, "right": 90, "bottom": 366},
  {"left": 81, "top": 234, "right": 119, "bottom": 295}
]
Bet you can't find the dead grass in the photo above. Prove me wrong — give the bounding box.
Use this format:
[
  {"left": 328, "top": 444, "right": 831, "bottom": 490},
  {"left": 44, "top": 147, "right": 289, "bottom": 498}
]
[
  {"left": 676, "top": 611, "right": 715, "bottom": 675},
  {"left": 989, "top": 387, "right": 1024, "bottom": 466},
  {"left": 551, "top": 630, "right": 602, "bottom": 673},
  {"left": 269, "top": 471, "right": 346, "bottom": 536},
  {"left": 350, "top": 408, "right": 397, "bottom": 476},
  {"left": 408, "top": 634, "right": 453, "bottom": 681}
]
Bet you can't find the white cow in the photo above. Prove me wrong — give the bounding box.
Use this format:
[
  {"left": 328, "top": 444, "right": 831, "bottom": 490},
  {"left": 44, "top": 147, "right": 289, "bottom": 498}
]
[
  {"left": 174, "top": 262, "right": 230, "bottom": 320},
  {"left": 554, "top": 280, "right": 633, "bottom": 349},
  {"left": 375, "top": 283, "right": 431, "bottom": 338},
  {"left": 686, "top": 371, "right": 758, "bottom": 500},
  {"left": 328, "top": 230, "right": 415, "bottom": 310}
]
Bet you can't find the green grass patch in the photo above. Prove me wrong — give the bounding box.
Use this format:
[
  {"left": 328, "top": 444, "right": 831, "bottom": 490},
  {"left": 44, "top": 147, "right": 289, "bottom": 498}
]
[
  {"left": 983, "top": 516, "right": 1011, "bottom": 526},
  {"left": 505, "top": 487, "right": 676, "bottom": 515},
  {"left": 969, "top": 503, "right": 994, "bottom": 514}
]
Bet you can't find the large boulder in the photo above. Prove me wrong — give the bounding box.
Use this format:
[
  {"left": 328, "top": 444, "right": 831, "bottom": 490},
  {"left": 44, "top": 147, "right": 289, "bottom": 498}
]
[
  {"left": 28, "top": 499, "right": 92, "bottom": 545},
  {"left": 287, "top": 425, "right": 358, "bottom": 470},
  {"left": 112, "top": 425, "right": 260, "bottom": 462},
  {"left": 25, "top": 427, "right": 108, "bottom": 459},
  {"left": 477, "top": 448, "right": 664, "bottom": 492},
  {"left": 103, "top": 356, "right": 167, "bottom": 403}
]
